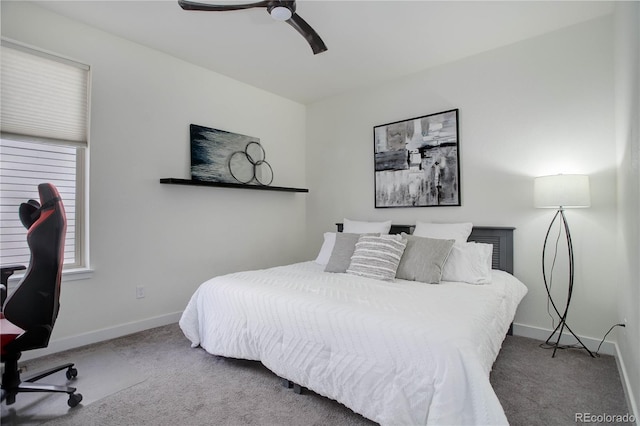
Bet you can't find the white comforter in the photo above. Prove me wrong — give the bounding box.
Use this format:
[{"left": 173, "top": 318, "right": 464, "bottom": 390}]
[{"left": 179, "top": 261, "right": 527, "bottom": 425}]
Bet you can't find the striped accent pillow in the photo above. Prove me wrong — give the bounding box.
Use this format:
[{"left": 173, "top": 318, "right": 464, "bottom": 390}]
[{"left": 346, "top": 234, "right": 407, "bottom": 281}]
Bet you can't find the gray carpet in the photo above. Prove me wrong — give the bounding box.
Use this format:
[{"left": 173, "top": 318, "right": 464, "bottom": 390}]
[
  {"left": 491, "top": 335, "right": 632, "bottom": 425},
  {"left": 1, "top": 323, "right": 631, "bottom": 425},
  {"left": 1, "top": 348, "right": 146, "bottom": 425}
]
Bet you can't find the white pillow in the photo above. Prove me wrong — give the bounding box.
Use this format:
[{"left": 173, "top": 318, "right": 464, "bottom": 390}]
[
  {"left": 343, "top": 218, "right": 392, "bottom": 234},
  {"left": 442, "top": 242, "right": 493, "bottom": 284},
  {"left": 314, "top": 232, "right": 336, "bottom": 265},
  {"left": 413, "top": 221, "right": 473, "bottom": 243}
]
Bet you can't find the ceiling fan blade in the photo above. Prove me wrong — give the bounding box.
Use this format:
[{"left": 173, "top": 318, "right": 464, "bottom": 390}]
[
  {"left": 286, "top": 13, "right": 327, "bottom": 55},
  {"left": 178, "top": 0, "right": 270, "bottom": 12}
]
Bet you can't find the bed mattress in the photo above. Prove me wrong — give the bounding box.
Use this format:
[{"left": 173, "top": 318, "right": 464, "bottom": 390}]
[{"left": 179, "top": 261, "right": 527, "bottom": 425}]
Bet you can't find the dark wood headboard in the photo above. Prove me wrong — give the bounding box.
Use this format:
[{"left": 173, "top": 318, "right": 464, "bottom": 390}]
[{"left": 335, "top": 224, "right": 514, "bottom": 274}]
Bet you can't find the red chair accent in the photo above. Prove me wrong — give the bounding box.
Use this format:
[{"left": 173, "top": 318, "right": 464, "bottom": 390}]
[{"left": 1, "top": 315, "right": 25, "bottom": 355}]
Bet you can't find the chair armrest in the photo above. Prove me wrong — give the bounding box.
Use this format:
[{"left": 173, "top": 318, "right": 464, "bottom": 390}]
[
  {"left": 1, "top": 265, "right": 26, "bottom": 307},
  {"left": 1, "top": 264, "right": 26, "bottom": 286}
]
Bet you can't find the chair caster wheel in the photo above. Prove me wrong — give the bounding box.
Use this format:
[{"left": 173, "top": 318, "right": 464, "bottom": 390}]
[
  {"left": 66, "top": 367, "right": 78, "bottom": 380},
  {"left": 6, "top": 393, "right": 16, "bottom": 405},
  {"left": 68, "top": 393, "right": 83, "bottom": 407}
]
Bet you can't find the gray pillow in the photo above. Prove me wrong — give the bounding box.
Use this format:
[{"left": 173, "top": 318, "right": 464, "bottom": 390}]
[
  {"left": 395, "top": 233, "right": 455, "bottom": 284},
  {"left": 324, "top": 233, "right": 370, "bottom": 273},
  {"left": 346, "top": 234, "right": 407, "bottom": 281}
]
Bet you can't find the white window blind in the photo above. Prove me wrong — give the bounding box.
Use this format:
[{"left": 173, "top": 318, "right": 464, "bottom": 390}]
[
  {"left": 1, "top": 40, "right": 89, "bottom": 146},
  {"left": 0, "top": 139, "right": 79, "bottom": 266},
  {"left": 0, "top": 40, "right": 89, "bottom": 270}
]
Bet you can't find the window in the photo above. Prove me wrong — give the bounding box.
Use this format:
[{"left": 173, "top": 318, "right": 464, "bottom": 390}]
[
  {"left": 0, "top": 139, "right": 85, "bottom": 267},
  {"left": 0, "top": 39, "right": 89, "bottom": 272}
]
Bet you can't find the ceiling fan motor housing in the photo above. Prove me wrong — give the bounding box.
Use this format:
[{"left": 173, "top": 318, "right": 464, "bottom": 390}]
[{"left": 267, "top": 1, "right": 296, "bottom": 21}]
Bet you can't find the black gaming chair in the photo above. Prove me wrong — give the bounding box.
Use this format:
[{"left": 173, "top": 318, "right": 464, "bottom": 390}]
[{"left": 1, "top": 183, "right": 83, "bottom": 408}]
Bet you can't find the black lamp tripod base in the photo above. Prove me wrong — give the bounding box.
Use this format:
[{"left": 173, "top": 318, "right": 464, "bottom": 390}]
[
  {"left": 543, "top": 315, "right": 595, "bottom": 358},
  {"left": 542, "top": 208, "right": 595, "bottom": 358}
]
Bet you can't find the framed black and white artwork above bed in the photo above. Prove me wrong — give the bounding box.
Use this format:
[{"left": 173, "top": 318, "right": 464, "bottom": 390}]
[{"left": 374, "top": 109, "right": 460, "bottom": 208}]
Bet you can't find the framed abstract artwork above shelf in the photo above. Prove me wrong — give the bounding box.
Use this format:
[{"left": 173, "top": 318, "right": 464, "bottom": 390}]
[{"left": 159, "top": 178, "right": 309, "bottom": 193}]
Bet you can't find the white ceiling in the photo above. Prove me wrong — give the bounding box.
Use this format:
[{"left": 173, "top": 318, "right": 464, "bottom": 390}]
[{"left": 32, "top": 1, "right": 614, "bottom": 104}]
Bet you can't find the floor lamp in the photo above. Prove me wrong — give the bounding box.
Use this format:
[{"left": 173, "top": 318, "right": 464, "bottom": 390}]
[{"left": 534, "top": 174, "right": 595, "bottom": 358}]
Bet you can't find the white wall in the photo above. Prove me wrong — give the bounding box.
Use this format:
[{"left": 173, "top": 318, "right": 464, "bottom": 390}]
[
  {"left": 1, "top": 2, "right": 308, "bottom": 349},
  {"left": 306, "top": 17, "right": 618, "bottom": 347},
  {"left": 614, "top": 1, "right": 640, "bottom": 417}
]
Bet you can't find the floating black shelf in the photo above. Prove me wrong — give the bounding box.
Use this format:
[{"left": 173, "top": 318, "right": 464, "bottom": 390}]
[{"left": 160, "top": 178, "right": 309, "bottom": 193}]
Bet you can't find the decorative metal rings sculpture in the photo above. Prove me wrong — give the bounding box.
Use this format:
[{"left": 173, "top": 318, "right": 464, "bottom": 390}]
[{"left": 228, "top": 141, "right": 274, "bottom": 186}]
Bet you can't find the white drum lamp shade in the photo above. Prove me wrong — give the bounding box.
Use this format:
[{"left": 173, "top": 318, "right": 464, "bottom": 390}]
[{"left": 534, "top": 174, "right": 590, "bottom": 209}]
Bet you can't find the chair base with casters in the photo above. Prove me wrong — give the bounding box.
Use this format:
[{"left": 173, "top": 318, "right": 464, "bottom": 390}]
[
  {"left": 1, "top": 265, "right": 83, "bottom": 408},
  {"left": 1, "top": 352, "right": 83, "bottom": 408}
]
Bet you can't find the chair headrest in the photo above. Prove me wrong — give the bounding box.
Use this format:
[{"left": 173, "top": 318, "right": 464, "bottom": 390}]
[
  {"left": 18, "top": 183, "right": 63, "bottom": 230},
  {"left": 19, "top": 199, "right": 41, "bottom": 230}
]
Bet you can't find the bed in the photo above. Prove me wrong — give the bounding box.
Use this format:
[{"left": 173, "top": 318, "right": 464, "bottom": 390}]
[{"left": 179, "top": 223, "right": 527, "bottom": 425}]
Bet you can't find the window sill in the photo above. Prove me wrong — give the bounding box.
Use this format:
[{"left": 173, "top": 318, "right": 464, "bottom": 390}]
[
  {"left": 7, "top": 267, "right": 94, "bottom": 286},
  {"left": 61, "top": 267, "right": 94, "bottom": 282}
]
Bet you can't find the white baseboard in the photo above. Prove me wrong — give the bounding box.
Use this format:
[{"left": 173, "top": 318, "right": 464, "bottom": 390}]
[
  {"left": 511, "top": 322, "right": 616, "bottom": 356},
  {"left": 20, "top": 311, "right": 183, "bottom": 362},
  {"left": 615, "top": 343, "right": 640, "bottom": 425},
  {"left": 24, "top": 318, "right": 616, "bottom": 359}
]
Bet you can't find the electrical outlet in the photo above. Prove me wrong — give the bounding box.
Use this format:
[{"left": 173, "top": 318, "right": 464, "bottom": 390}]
[{"left": 136, "top": 285, "right": 145, "bottom": 299}]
